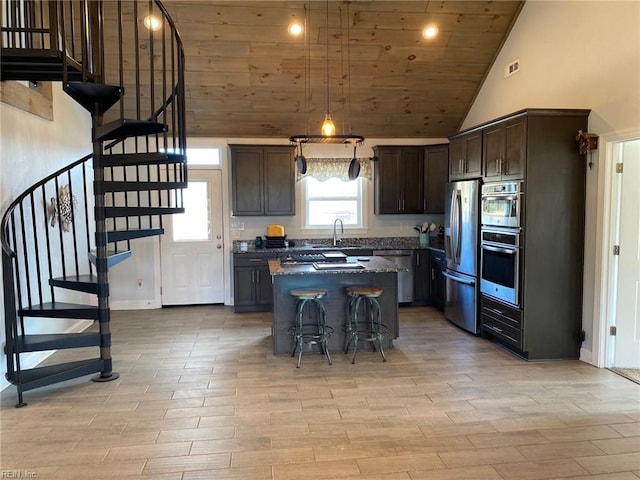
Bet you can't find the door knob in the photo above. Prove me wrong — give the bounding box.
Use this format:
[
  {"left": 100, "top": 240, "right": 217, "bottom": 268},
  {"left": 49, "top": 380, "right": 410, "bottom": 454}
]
[
  {"left": 216, "top": 234, "right": 222, "bottom": 239},
  {"left": 217, "top": 244, "right": 222, "bottom": 249}
]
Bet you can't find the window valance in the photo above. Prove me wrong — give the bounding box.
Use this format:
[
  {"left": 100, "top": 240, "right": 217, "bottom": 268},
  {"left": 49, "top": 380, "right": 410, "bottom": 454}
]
[{"left": 296, "top": 157, "right": 372, "bottom": 182}]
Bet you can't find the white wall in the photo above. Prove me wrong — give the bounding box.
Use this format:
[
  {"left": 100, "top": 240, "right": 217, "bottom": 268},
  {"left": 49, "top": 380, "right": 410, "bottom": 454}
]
[
  {"left": 461, "top": 0, "right": 640, "bottom": 363},
  {"left": 1, "top": 83, "right": 93, "bottom": 389}
]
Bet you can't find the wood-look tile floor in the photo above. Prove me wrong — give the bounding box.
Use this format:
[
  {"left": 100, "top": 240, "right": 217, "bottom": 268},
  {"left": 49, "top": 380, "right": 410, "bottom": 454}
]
[{"left": 1, "top": 306, "right": 639, "bottom": 479}]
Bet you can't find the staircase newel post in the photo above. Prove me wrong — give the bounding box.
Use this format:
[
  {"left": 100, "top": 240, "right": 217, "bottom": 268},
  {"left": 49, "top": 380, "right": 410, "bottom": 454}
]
[{"left": 91, "top": 114, "right": 119, "bottom": 383}]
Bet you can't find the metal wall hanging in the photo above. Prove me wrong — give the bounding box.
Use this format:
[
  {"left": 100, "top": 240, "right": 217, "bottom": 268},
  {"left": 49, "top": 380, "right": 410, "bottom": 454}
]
[
  {"left": 576, "top": 130, "right": 599, "bottom": 170},
  {"left": 49, "top": 184, "right": 77, "bottom": 231}
]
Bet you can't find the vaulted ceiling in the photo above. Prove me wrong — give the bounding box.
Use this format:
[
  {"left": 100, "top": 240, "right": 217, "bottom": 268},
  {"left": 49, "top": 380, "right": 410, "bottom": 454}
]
[{"left": 156, "top": 1, "right": 524, "bottom": 139}]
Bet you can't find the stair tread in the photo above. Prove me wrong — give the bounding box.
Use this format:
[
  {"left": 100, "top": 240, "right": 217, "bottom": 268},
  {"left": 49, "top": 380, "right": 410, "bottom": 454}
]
[
  {"left": 100, "top": 180, "right": 187, "bottom": 192},
  {"left": 49, "top": 274, "right": 99, "bottom": 294},
  {"left": 6, "top": 359, "right": 105, "bottom": 391},
  {"left": 94, "top": 118, "right": 167, "bottom": 142},
  {"left": 50, "top": 274, "right": 98, "bottom": 283},
  {"left": 19, "top": 302, "right": 99, "bottom": 320},
  {"left": 104, "top": 206, "right": 184, "bottom": 217},
  {"left": 101, "top": 152, "right": 187, "bottom": 167},
  {"left": 0, "top": 48, "right": 85, "bottom": 81},
  {"left": 107, "top": 229, "right": 164, "bottom": 243},
  {"left": 64, "top": 82, "right": 122, "bottom": 115},
  {"left": 11, "top": 333, "right": 101, "bottom": 353},
  {"left": 88, "top": 250, "right": 132, "bottom": 268}
]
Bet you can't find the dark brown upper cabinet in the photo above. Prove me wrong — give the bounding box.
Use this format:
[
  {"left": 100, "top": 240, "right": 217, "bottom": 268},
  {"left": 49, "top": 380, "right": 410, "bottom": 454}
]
[
  {"left": 448, "top": 131, "right": 482, "bottom": 180},
  {"left": 423, "top": 144, "right": 449, "bottom": 214},
  {"left": 483, "top": 115, "right": 527, "bottom": 181},
  {"left": 373, "top": 146, "right": 424, "bottom": 214},
  {"left": 230, "top": 145, "right": 295, "bottom": 216}
]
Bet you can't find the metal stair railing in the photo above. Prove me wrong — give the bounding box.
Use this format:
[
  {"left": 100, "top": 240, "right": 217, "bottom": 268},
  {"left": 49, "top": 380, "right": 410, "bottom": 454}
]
[
  {"left": 1, "top": 0, "right": 187, "bottom": 403},
  {"left": 1, "top": 154, "right": 95, "bottom": 385}
]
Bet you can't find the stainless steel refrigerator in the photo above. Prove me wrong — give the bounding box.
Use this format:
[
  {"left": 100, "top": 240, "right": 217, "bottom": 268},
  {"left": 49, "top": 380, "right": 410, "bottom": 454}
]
[{"left": 444, "top": 179, "right": 480, "bottom": 334}]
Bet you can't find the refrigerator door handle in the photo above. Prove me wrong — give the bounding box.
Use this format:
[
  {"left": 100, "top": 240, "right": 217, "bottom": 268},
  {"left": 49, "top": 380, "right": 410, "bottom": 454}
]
[
  {"left": 446, "top": 188, "right": 457, "bottom": 261},
  {"left": 454, "top": 191, "right": 463, "bottom": 264},
  {"left": 443, "top": 271, "right": 476, "bottom": 286}
]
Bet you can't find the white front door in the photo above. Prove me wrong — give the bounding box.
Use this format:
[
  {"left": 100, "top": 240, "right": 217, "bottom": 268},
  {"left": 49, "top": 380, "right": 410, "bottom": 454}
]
[
  {"left": 612, "top": 139, "right": 640, "bottom": 368},
  {"left": 160, "top": 169, "right": 225, "bottom": 305}
]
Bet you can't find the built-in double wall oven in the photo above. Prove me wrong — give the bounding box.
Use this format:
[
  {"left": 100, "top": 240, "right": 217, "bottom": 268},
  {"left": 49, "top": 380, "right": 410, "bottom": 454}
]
[{"left": 480, "top": 182, "right": 523, "bottom": 307}]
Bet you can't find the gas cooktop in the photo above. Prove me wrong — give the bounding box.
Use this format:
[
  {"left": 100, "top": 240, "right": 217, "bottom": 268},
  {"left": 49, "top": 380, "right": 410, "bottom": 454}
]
[{"left": 279, "top": 252, "right": 346, "bottom": 264}]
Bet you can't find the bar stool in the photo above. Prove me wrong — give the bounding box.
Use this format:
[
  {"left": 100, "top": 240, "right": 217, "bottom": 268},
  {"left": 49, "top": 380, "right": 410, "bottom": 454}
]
[
  {"left": 287, "top": 289, "right": 333, "bottom": 368},
  {"left": 344, "top": 286, "right": 387, "bottom": 363}
]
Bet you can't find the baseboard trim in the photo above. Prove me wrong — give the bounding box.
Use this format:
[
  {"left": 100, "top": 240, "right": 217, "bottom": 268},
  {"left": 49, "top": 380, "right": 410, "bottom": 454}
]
[
  {"left": 580, "top": 347, "right": 596, "bottom": 366},
  {"left": 110, "top": 299, "right": 161, "bottom": 310}
]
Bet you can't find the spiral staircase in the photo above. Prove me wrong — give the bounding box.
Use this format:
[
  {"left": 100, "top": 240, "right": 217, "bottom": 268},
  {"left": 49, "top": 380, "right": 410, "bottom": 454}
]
[{"left": 1, "top": 0, "right": 187, "bottom": 406}]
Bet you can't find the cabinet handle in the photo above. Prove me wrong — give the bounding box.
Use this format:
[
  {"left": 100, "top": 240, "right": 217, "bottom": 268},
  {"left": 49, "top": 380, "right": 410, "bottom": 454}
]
[
  {"left": 458, "top": 158, "right": 463, "bottom": 173},
  {"left": 249, "top": 258, "right": 261, "bottom": 262},
  {"left": 423, "top": 199, "right": 427, "bottom": 212},
  {"left": 431, "top": 268, "right": 435, "bottom": 281},
  {"left": 490, "top": 307, "right": 504, "bottom": 315},
  {"left": 490, "top": 325, "right": 503, "bottom": 333},
  {"left": 251, "top": 271, "right": 255, "bottom": 283}
]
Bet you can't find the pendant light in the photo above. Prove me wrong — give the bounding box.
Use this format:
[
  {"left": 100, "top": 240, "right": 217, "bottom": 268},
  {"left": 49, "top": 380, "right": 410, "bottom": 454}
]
[
  {"left": 290, "top": 1, "right": 364, "bottom": 157},
  {"left": 320, "top": 0, "right": 335, "bottom": 136}
]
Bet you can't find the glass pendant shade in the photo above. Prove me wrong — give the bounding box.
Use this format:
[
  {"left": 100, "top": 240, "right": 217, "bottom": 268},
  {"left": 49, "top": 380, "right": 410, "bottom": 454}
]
[{"left": 321, "top": 114, "right": 336, "bottom": 136}]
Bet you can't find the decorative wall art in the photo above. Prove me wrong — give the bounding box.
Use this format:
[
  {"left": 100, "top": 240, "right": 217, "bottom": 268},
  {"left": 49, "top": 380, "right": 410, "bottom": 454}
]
[{"left": 49, "top": 184, "right": 77, "bottom": 231}]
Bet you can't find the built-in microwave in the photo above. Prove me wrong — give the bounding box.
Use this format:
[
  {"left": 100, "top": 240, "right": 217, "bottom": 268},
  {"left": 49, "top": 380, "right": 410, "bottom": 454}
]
[{"left": 481, "top": 181, "right": 523, "bottom": 228}]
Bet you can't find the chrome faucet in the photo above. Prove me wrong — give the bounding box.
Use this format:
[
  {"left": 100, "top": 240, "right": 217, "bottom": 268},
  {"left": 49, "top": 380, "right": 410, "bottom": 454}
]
[{"left": 333, "top": 218, "right": 344, "bottom": 246}]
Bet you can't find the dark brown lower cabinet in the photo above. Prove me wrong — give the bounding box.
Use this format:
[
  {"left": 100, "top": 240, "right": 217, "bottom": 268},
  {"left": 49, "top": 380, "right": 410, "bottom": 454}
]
[
  {"left": 429, "top": 250, "right": 446, "bottom": 311},
  {"left": 480, "top": 295, "right": 522, "bottom": 351},
  {"left": 413, "top": 248, "right": 445, "bottom": 310},
  {"left": 233, "top": 253, "right": 277, "bottom": 312},
  {"left": 413, "top": 250, "right": 431, "bottom": 304}
]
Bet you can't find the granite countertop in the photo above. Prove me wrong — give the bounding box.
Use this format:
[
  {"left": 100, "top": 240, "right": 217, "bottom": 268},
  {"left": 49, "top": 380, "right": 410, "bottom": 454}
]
[
  {"left": 268, "top": 256, "right": 408, "bottom": 276},
  {"left": 234, "top": 236, "right": 445, "bottom": 254}
]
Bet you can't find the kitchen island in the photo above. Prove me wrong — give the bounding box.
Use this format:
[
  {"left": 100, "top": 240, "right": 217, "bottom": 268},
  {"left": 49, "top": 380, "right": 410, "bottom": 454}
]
[{"left": 269, "top": 256, "right": 403, "bottom": 356}]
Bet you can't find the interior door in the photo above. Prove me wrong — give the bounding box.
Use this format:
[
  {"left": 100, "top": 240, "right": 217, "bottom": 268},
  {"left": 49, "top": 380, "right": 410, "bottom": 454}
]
[
  {"left": 612, "top": 139, "right": 640, "bottom": 368},
  {"left": 160, "top": 169, "right": 224, "bottom": 305}
]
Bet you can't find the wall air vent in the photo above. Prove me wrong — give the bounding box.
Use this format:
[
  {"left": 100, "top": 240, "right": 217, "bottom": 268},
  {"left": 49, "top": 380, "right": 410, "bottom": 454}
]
[{"left": 504, "top": 59, "right": 520, "bottom": 78}]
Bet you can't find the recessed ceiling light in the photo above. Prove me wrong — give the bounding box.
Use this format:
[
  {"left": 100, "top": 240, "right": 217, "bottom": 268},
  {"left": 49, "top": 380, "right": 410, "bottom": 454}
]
[
  {"left": 422, "top": 25, "right": 438, "bottom": 39},
  {"left": 288, "top": 22, "right": 303, "bottom": 36},
  {"left": 143, "top": 15, "right": 161, "bottom": 31}
]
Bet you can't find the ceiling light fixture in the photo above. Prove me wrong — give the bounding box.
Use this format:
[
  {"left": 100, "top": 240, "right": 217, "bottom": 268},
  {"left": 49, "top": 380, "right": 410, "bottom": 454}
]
[
  {"left": 290, "top": 1, "right": 364, "bottom": 151},
  {"left": 288, "top": 22, "right": 303, "bottom": 36},
  {"left": 143, "top": 14, "right": 161, "bottom": 31},
  {"left": 422, "top": 25, "right": 438, "bottom": 39}
]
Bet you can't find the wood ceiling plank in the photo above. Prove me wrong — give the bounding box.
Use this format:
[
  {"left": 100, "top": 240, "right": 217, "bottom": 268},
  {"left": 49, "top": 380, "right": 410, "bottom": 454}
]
[{"left": 99, "top": 0, "right": 523, "bottom": 138}]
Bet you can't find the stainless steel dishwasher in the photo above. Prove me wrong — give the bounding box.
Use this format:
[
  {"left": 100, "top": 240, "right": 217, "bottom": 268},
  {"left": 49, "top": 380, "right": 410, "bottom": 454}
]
[{"left": 373, "top": 250, "right": 414, "bottom": 303}]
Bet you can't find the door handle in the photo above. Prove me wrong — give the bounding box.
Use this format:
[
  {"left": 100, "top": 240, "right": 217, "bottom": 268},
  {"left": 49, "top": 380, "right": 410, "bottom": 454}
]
[
  {"left": 217, "top": 244, "right": 222, "bottom": 249},
  {"left": 216, "top": 234, "right": 222, "bottom": 239},
  {"left": 482, "top": 245, "right": 516, "bottom": 255},
  {"left": 442, "top": 271, "right": 475, "bottom": 286}
]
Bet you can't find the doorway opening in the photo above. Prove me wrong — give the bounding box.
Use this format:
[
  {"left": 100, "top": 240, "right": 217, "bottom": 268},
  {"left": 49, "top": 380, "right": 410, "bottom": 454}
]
[{"left": 601, "top": 137, "right": 639, "bottom": 379}]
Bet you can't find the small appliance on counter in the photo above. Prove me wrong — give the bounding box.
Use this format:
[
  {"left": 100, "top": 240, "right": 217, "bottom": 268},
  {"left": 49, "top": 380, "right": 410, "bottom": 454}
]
[
  {"left": 267, "top": 224, "right": 285, "bottom": 236},
  {"left": 265, "top": 224, "right": 286, "bottom": 248}
]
